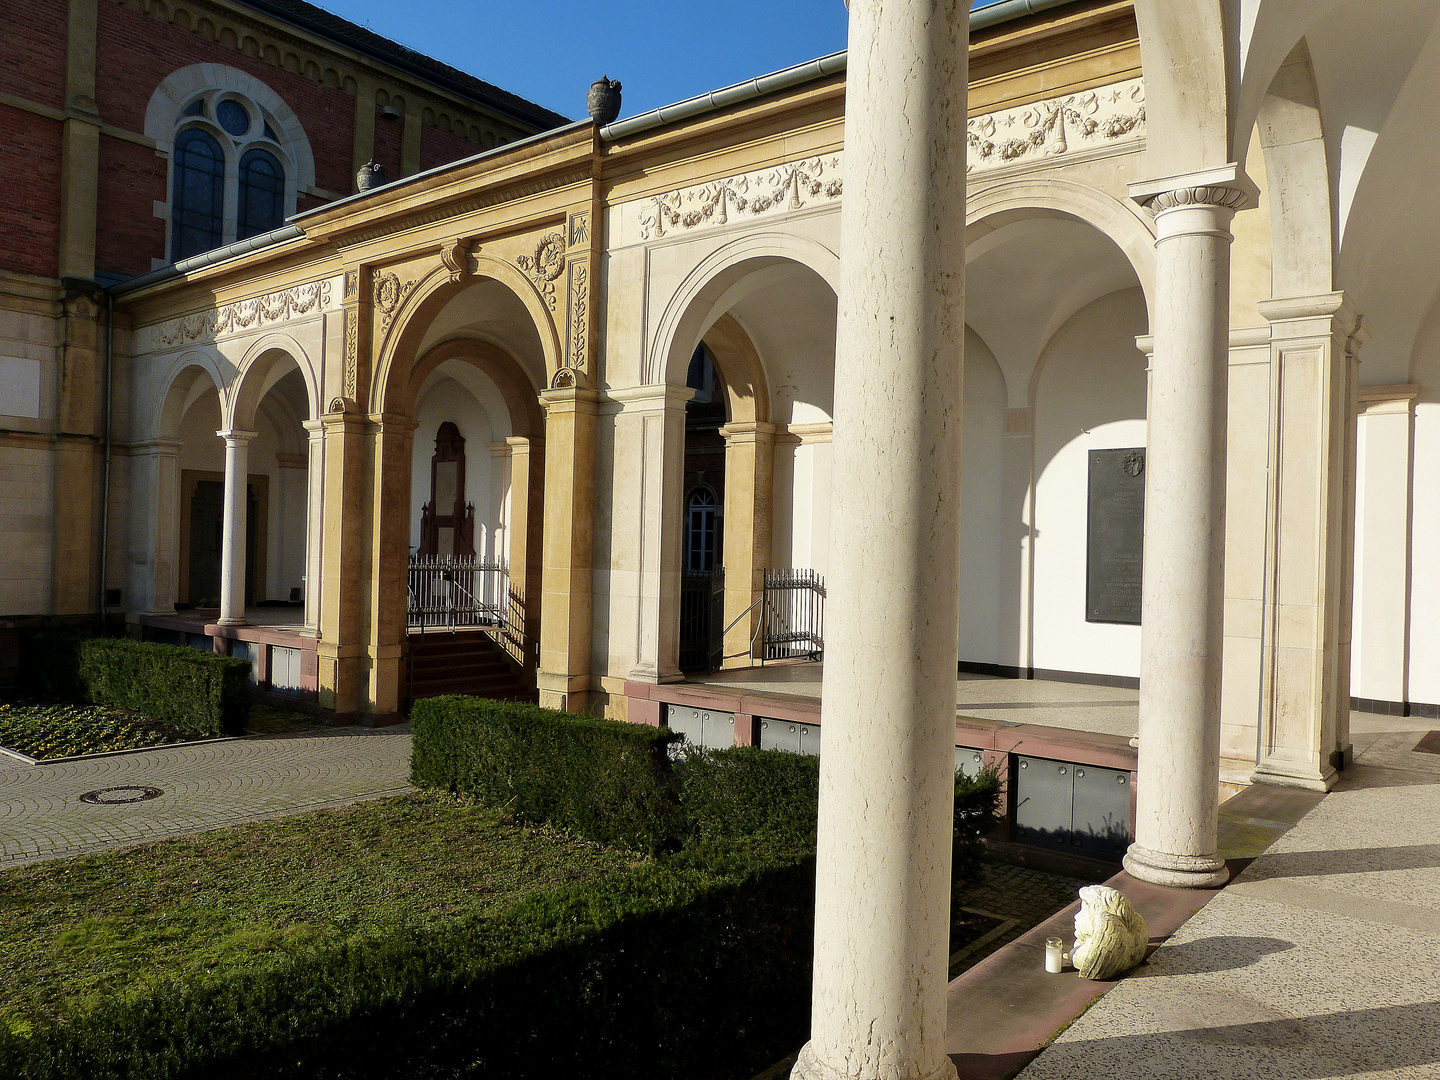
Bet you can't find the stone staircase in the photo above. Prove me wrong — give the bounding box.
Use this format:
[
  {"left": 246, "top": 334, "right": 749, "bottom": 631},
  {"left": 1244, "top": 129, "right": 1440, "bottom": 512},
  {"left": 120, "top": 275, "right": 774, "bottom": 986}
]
[{"left": 405, "top": 629, "right": 535, "bottom": 705}]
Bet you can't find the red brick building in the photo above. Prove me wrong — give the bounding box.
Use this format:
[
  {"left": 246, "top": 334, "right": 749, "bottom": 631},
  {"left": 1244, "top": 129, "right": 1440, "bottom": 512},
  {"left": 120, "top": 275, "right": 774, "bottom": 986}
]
[{"left": 0, "top": 0, "right": 565, "bottom": 622}]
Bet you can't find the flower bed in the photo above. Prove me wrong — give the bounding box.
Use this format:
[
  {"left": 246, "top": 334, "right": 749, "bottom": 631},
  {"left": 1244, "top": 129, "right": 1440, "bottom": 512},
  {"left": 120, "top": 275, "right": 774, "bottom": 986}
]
[{"left": 0, "top": 701, "right": 191, "bottom": 760}]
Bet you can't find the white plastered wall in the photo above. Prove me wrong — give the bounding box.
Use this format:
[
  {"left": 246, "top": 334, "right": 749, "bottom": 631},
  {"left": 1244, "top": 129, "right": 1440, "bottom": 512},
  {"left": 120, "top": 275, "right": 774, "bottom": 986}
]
[
  {"left": 958, "top": 331, "right": 1007, "bottom": 667},
  {"left": 1030, "top": 289, "right": 1149, "bottom": 679}
]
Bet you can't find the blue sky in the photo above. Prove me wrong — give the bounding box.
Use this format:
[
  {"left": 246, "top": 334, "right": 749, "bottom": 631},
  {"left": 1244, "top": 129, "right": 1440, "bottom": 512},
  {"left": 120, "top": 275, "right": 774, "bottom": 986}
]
[{"left": 321, "top": 1, "right": 1011, "bottom": 122}]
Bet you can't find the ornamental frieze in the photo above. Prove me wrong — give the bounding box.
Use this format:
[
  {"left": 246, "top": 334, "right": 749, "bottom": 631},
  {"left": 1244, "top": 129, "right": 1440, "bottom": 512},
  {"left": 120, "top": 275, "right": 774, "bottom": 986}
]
[
  {"left": 638, "top": 154, "right": 844, "bottom": 241},
  {"left": 968, "top": 78, "right": 1145, "bottom": 174},
  {"left": 149, "top": 278, "right": 338, "bottom": 348}
]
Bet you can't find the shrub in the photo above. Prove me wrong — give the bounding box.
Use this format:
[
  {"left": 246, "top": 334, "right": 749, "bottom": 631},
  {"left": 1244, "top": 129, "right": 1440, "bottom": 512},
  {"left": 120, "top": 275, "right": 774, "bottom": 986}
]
[
  {"left": 678, "top": 744, "right": 819, "bottom": 853},
  {"left": 409, "top": 696, "right": 683, "bottom": 854},
  {"left": 18, "top": 632, "right": 250, "bottom": 737},
  {"left": 954, "top": 763, "right": 1004, "bottom": 888}
]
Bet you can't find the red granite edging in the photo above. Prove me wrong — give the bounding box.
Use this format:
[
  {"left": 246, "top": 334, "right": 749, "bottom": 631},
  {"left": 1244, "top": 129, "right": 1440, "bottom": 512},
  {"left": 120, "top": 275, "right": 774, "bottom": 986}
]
[{"left": 944, "top": 869, "right": 1222, "bottom": 1080}]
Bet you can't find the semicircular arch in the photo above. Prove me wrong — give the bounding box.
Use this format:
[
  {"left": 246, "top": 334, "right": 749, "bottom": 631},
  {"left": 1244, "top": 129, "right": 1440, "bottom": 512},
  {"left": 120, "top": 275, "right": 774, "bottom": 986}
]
[
  {"left": 647, "top": 231, "right": 839, "bottom": 388},
  {"left": 966, "top": 178, "right": 1157, "bottom": 317},
  {"left": 150, "top": 350, "right": 228, "bottom": 441},
  {"left": 228, "top": 331, "right": 320, "bottom": 429},
  {"left": 409, "top": 338, "right": 545, "bottom": 439},
  {"left": 371, "top": 256, "right": 562, "bottom": 415}
]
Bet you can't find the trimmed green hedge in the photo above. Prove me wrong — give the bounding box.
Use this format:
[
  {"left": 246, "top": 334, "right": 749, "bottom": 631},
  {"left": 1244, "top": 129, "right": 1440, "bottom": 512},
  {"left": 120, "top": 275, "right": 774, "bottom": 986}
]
[
  {"left": 410, "top": 697, "right": 682, "bottom": 854},
  {"left": 18, "top": 633, "right": 250, "bottom": 737},
  {"left": 0, "top": 854, "right": 814, "bottom": 1080}
]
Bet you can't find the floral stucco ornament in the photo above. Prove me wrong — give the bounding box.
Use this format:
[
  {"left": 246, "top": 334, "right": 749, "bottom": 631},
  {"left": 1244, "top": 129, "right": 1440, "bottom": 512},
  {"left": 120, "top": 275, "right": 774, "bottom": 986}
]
[{"left": 1072, "top": 884, "right": 1149, "bottom": 980}]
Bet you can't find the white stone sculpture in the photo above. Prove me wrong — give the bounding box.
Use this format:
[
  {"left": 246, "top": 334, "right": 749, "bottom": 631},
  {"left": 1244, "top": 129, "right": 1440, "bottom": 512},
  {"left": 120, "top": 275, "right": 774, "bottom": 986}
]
[{"left": 1071, "top": 884, "right": 1150, "bottom": 981}]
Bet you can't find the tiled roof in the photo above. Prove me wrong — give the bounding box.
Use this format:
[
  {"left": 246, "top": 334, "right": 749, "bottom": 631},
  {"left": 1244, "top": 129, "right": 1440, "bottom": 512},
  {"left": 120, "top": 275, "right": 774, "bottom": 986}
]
[{"left": 238, "top": 0, "right": 571, "bottom": 130}]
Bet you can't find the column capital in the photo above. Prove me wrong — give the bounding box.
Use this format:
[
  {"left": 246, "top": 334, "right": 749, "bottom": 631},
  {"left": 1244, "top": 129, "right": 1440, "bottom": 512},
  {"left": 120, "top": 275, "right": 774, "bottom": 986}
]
[
  {"left": 597, "top": 384, "right": 692, "bottom": 414},
  {"left": 1358, "top": 383, "right": 1420, "bottom": 416},
  {"left": 506, "top": 434, "right": 542, "bottom": 451},
  {"left": 540, "top": 385, "right": 601, "bottom": 415},
  {"left": 216, "top": 428, "right": 258, "bottom": 445},
  {"left": 1129, "top": 163, "right": 1259, "bottom": 215},
  {"left": 368, "top": 412, "right": 419, "bottom": 435},
  {"left": 718, "top": 420, "right": 778, "bottom": 444}
]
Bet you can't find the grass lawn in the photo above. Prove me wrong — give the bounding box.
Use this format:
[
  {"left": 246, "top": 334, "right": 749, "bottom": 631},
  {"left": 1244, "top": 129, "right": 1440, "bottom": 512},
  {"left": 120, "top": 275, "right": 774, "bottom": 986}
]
[{"left": 0, "top": 792, "right": 641, "bottom": 1036}]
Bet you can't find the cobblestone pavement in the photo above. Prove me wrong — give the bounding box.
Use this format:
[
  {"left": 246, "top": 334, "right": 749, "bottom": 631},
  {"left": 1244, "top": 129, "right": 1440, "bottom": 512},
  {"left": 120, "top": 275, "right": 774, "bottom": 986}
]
[
  {"left": 0, "top": 726, "right": 413, "bottom": 868},
  {"left": 951, "top": 861, "right": 1095, "bottom": 975}
]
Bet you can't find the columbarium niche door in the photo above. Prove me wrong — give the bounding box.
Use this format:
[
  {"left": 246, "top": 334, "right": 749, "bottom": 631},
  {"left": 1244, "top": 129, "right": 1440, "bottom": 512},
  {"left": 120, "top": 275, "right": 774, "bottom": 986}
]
[{"left": 418, "top": 422, "right": 475, "bottom": 558}]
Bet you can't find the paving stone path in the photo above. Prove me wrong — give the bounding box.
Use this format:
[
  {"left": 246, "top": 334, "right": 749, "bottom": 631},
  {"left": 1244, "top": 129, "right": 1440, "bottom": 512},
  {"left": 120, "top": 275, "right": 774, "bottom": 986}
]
[{"left": 0, "top": 726, "right": 413, "bottom": 868}]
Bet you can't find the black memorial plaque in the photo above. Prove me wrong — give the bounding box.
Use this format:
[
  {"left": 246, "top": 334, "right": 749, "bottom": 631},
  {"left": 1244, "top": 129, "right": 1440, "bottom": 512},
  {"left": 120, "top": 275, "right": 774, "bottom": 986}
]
[{"left": 1086, "top": 448, "right": 1146, "bottom": 625}]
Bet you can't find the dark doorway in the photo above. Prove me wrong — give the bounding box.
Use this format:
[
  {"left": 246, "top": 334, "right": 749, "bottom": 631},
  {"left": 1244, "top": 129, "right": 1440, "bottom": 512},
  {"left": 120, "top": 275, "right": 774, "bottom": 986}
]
[
  {"left": 679, "top": 344, "right": 727, "bottom": 673},
  {"left": 180, "top": 472, "right": 267, "bottom": 608}
]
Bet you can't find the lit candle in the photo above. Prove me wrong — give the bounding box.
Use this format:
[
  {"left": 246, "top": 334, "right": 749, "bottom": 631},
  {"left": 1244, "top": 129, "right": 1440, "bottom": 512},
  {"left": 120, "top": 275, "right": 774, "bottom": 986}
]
[{"left": 1045, "top": 936, "right": 1065, "bottom": 973}]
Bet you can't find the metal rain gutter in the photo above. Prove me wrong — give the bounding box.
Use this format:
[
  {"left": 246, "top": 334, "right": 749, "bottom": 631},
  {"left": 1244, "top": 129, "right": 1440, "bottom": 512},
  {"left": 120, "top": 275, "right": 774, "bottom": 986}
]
[
  {"left": 108, "top": 225, "right": 306, "bottom": 297},
  {"left": 600, "top": 51, "right": 848, "bottom": 141},
  {"left": 600, "top": 0, "right": 1081, "bottom": 142}
]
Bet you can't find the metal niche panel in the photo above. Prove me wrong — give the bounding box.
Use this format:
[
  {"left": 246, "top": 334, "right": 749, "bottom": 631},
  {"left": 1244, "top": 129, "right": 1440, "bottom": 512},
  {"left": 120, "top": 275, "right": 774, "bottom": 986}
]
[
  {"left": 1070, "top": 763, "right": 1131, "bottom": 860},
  {"left": 955, "top": 747, "right": 987, "bottom": 779},
  {"left": 664, "top": 704, "right": 735, "bottom": 749},
  {"left": 1014, "top": 755, "right": 1074, "bottom": 850},
  {"left": 759, "top": 718, "right": 802, "bottom": 754}
]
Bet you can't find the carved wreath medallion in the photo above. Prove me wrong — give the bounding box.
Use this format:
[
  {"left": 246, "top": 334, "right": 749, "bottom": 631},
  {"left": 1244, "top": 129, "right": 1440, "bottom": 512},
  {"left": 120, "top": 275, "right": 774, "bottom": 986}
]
[{"left": 517, "top": 232, "right": 566, "bottom": 310}]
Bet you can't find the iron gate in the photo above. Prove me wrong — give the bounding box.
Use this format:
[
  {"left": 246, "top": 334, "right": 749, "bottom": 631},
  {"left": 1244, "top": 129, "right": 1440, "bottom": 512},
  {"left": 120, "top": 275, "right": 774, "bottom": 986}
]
[
  {"left": 679, "top": 566, "right": 724, "bottom": 672},
  {"left": 759, "top": 568, "right": 825, "bottom": 661}
]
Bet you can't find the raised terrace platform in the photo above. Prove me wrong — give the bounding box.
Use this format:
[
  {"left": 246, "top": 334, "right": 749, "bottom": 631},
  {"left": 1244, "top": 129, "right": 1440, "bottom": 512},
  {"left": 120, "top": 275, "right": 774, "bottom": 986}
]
[
  {"left": 626, "top": 663, "right": 1142, "bottom": 871},
  {"left": 136, "top": 608, "right": 318, "bottom": 703}
]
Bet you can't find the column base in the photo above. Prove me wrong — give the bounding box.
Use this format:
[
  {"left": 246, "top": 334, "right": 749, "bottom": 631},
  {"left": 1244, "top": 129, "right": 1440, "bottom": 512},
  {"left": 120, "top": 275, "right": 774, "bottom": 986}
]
[
  {"left": 1250, "top": 758, "right": 1338, "bottom": 793},
  {"left": 791, "top": 1042, "right": 957, "bottom": 1080},
  {"left": 1123, "top": 843, "right": 1229, "bottom": 889},
  {"left": 215, "top": 617, "right": 247, "bottom": 627}
]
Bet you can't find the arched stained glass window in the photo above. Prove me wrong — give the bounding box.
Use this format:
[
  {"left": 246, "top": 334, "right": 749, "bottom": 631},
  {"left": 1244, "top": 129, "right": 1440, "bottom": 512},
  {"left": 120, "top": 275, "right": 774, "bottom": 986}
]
[
  {"left": 238, "top": 148, "right": 285, "bottom": 240},
  {"left": 171, "top": 128, "right": 225, "bottom": 261}
]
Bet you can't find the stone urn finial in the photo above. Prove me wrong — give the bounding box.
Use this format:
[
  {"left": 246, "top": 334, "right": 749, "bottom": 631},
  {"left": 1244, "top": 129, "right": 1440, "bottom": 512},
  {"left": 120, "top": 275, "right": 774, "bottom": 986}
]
[
  {"left": 587, "top": 76, "right": 622, "bottom": 125},
  {"left": 356, "top": 159, "right": 386, "bottom": 193}
]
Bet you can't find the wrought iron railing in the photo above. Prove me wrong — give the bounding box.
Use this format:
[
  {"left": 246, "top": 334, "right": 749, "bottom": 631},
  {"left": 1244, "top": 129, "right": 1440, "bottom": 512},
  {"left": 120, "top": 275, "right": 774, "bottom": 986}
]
[
  {"left": 758, "top": 568, "right": 825, "bottom": 662},
  {"left": 407, "top": 555, "right": 508, "bottom": 630}
]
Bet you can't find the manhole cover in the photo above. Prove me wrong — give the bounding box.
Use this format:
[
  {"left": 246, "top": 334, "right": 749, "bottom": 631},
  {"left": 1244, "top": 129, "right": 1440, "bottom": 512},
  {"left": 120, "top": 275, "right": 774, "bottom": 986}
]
[{"left": 79, "top": 786, "right": 164, "bottom": 805}]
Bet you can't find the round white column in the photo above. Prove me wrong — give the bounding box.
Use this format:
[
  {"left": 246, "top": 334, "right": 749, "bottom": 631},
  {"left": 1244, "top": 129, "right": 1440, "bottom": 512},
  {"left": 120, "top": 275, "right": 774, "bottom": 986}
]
[
  {"left": 1124, "top": 178, "right": 1252, "bottom": 890},
  {"left": 216, "top": 428, "right": 257, "bottom": 627},
  {"left": 792, "top": 1, "right": 967, "bottom": 1078}
]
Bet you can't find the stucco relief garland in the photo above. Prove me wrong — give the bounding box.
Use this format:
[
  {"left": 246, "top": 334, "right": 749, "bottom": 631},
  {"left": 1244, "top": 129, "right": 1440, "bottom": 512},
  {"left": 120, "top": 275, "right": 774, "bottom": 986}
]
[
  {"left": 639, "top": 155, "right": 844, "bottom": 240},
  {"left": 156, "top": 280, "right": 333, "bottom": 345},
  {"left": 967, "top": 80, "right": 1146, "bottom": 173}
]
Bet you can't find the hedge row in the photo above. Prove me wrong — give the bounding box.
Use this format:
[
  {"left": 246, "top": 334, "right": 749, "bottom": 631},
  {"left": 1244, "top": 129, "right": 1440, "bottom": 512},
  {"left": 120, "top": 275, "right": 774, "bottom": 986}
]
[
  {"left": 411, "top": 696, "right": 1001, "bottom": 877},
  {"left": 0, "top": 855, "right": 815, "bottom": 1080},
  {"left": 410, "top": 697, "right": 682, "bottom": 853},
  {"left": 18, "top": 633, "right": 250, "bottom": 737}
]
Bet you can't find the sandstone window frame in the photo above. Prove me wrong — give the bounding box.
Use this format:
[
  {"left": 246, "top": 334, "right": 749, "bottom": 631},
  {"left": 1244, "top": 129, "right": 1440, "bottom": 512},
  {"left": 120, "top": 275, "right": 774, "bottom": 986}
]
[{"left": 146, "top": 65, "right": 316, "bottom": 268}]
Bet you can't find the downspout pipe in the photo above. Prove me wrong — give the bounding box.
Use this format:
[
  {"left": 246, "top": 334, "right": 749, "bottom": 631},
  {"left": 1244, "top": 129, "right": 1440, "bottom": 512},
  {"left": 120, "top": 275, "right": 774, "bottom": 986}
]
[{"left": 99, "top": 290, "right": 114, "bottom": 629}]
